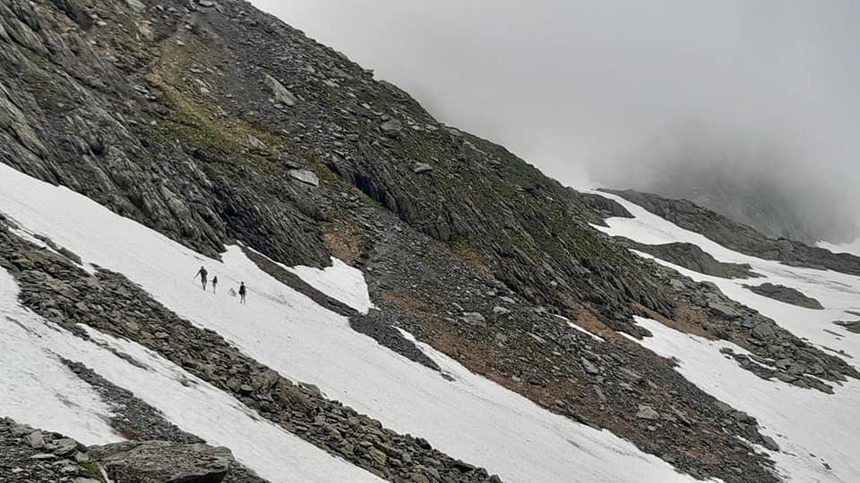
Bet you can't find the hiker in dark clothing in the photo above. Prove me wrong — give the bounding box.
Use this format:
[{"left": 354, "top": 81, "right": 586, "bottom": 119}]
[
  {"left": 194, "top": 266, "right": 208, "bottom": 290},
  {"left": 238, "top": 281, "right": 246, "bottom": 304},
  {"left": 212, "top": 276, "right": 218, "bottom": 294}
]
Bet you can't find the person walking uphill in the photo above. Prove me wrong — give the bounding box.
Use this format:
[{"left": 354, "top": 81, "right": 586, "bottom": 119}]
[
  {"left": 212, "top": 276, "right": 218, "bottom": 294},
  {"left": 194, "top": 266, "right": 208, "bottom": 290},
  {"left": 238, "top": 282, "right": 246, "bottom": 304}
]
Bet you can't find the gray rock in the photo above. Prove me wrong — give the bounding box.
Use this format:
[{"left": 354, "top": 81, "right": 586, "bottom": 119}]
[
  {"left": 25, "top": 430, "right": 45, "bottom": 449},
  {"left": 752, "top": 323, "right": 775, "bottom": 341},
  {"left": 707, "top": 300, "right": 741, "bottom": 320},
  {"left": 492, "top": 306, "right": 510, "bottom": 316},
  {"left": 379, "top": 120, "right": 403, "bottom": 138},
  {"left": 52, "top": 438, "right": 80, "bottom": 456},
  {"left": 622, "top": 240, "right": 759, "bottom": 279},
  {"left": 412, "top": 162, "right": 433, "bottom": 174},
  {"left": 89, "top": 441, "right": 234, "bottom": 483},
  {"left": 833, "top": 320, "right": 860, "bottom": 334},
  {"left": 289, "top": 169, "right": 319, "bottom": 187},
  {"left": 247, "top": 135, "right": 267, "bottom": 151},
  {"left": 263, "top": 74, "right": 297, "bottom": 106},
  {"left": 125, "top": 0, "right": 146, "bottom": 12},
  {"left": 745, "top": 283, "right": 824, "bottom": 310},
  {"left": 30, "top": 453, "right": 57, "bottom": 460},
  {"left": 580, "top": 357, "right": 600, "bottom": 375},
  {"left": 761, "top": 435, "right": 780, "bottom": 452},
  {"left": 461, "top": 312, "right": 486, "bottom": 327},
  {"left": 636, "top": 405, "right": 661, "bottom": 420}
]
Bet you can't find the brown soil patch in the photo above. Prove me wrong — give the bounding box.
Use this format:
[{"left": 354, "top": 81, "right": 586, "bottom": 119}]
[
  {"left": 642, "top": 303, "right": 717, "bottom": 340},
  {"left": 322, "top": 219, "right": 368, "bottom": 264},
  {"left": 379, "top": 290, "right": 440, "bottom": 319},
  {"left": 447, "top": 240, "right": 492, "bottom": 277},
  {"left": 568, "top": 308, "right": 615, "bottom": 339}
]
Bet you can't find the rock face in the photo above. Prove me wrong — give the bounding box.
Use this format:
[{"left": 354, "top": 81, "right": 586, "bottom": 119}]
[
  {"left": 745, "top": 283, "right": 825, "bottom": 310},
  {"left": 621, "top": 239, "right": 759, "bottom": 279},
  {"left": 0, "top": 418, "right": 250, "bottom": 483},
  {"left": 89, "top": 441, "right": 234, "bottom": 483}
]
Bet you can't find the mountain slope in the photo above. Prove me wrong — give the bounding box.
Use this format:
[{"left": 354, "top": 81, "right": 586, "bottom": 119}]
[{"left": 2, "top": 0, "right": 860, "bottom": 482}]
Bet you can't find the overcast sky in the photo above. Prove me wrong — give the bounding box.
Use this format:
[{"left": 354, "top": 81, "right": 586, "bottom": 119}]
[{"left": 249, "top": 0, "right": 859, "bottom": 193}]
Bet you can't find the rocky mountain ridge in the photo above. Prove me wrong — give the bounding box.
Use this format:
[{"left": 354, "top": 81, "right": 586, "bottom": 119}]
[
  {"left": 1, "top": 0, "right": 859, "bottom": 482},
  {"left": 604, "top": 189, "right": 860, "bottom": 276}
]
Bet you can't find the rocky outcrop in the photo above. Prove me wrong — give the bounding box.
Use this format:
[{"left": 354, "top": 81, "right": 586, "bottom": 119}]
[
  {"left": 620, "top": 239, "right": 760, "bottom": 279},
  {"left": 833, "top": 320, "right": 860, "bottom": 334},
  {"left": 745, "top": 283, "right": 824, "bottom": 310},
  {"left": 0, "top": 418, "right": 245, "bottom": 483},
  {"left": 604, "top": 190, "right": 860, "bottom": 277},
  {"left": 0, "top": 418, "right": 96, "bottom": 483},
  {"left": 650, "top": 266, "right": 857, "bottom": 393},
  {"left": 89, "top": 441, "right": 233, "bottom": 483}
]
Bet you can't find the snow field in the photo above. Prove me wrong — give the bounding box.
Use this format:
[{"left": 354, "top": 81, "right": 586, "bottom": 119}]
[
  {"left": 592, "top": 190, "right": 860, "bottom": 482},
  {"left": 0, "top": 265, "right": 384, "bottom": 482},
  {"left": 0, "top": 163, "right": 698, "bottom": 482}
]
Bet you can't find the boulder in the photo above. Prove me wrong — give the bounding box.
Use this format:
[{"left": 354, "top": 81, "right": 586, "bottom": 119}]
[
  {"left": 461, "top": 312, "right": 486, "bottom": 327},
  {"left": 89, "top": 441, "right": 234, "bottom": 483},
  {"left": 379, "top": 120, "right": 403, "bottom": 139},
  {"left": 263, "top": 74, "right": 297, "bottom": 106},
  {"left": 289, "top": 169, "right": 319, "bottom": 187},
  {"left": 412, "top": 162, "right": 433, "bottom": 174},
  {"left": 761, "top": 435, "right": 780, "bottom": 452},
  {"left": 707, "top": 300, "right": 741, "bottom": 320},
  {"left": 636, "top": 405, "right": 660, "bottom": 420}
]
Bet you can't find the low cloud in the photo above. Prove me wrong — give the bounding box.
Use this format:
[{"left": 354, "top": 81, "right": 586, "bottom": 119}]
[{"left": 251, "top": 0, "right": 860, "bottom": 241}]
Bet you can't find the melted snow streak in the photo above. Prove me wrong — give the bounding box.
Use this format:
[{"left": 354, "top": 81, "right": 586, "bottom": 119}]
[
  {"left": 0, "top": 164, "right": 697, "bottom": 482},
  {"left": 592, "top": 189, "right": 860, "bottom": 483}
]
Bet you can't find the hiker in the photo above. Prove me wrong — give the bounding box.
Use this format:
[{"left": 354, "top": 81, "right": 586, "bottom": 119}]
[
  {"left": 238, "top": 281, "right": 247, "bottom": 304},
  {"left": 212, "top": 276, "right": 218, "bottom": 294},
  {"left": 194, "top": 266, "right": 208, "bottom": 290}
]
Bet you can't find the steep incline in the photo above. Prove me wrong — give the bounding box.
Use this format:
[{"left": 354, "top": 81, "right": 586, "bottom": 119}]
[
  {"left": 0, "top": 163, "right": 702, "bottom": 482},
  {"left": 0, "top": 0, "right": 669, "bottom": 328},
  {"left": 7, "top": 1, "right": 857, "bottom": 482}
]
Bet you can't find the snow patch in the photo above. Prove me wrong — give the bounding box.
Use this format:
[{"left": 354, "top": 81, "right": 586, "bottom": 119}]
[
  {"left": 590, "top": 189, "right": 860, "bottom": 482},
  {"left": 0, "top": 267, "right": 117, "bottom": 445},
  {"left": 0, "top": 267, "right": 382, "bottom": 482},
  {"left": 286, "top": 256, "right": 375, "bottom": 314}
]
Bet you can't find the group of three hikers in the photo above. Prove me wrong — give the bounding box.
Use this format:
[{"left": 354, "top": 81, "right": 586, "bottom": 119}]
[{"left": 194, "top": 266, "right": 247, "bottom": 304}]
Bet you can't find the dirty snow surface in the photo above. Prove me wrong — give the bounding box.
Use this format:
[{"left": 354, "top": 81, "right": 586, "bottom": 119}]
[
  {"left": 592, "top": 190, "right": 860, "bottom": 483},
  {"left": 0, "top": 163, "right": 701, "bottom": 482}
]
